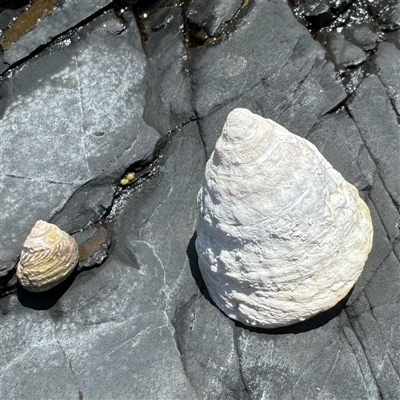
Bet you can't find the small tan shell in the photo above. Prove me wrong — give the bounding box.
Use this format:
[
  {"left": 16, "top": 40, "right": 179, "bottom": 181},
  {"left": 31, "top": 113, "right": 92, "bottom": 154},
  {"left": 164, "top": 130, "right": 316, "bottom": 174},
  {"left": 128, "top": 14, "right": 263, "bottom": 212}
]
[{"left": 16, "top": 220, "right": 79, "bottom": 292}]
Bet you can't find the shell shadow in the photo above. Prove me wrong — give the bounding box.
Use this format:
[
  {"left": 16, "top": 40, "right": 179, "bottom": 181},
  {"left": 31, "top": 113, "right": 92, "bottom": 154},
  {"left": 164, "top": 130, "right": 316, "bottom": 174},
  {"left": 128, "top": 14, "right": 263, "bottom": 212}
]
[
  {"left": 187, "top": 231, "right": 351, "bottom": 334},
  {"left": 17, "top": 270, "right": 78, "bottom": 310},
  {"left": 187, "top": 231, "right": 214, "bottom": 304},
  {"left": 233, "top": 292, "right": 351, "bottom": 335}
]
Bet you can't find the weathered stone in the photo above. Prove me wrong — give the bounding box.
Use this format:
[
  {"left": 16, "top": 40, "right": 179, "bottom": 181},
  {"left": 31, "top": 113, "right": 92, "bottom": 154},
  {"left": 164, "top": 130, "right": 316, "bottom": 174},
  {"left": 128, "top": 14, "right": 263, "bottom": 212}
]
[
  {"left": 0, "top": 0, "right": 399, "bottom": 397},
  {"left": 73, "top": 225, "right": 111, "bottom": 271},
  {"left": 186, "top": 0, "right": 242, "bottom": 36},
  {"left": 0, "top": 120, "right": 205, "bottom": 399},
  {"left": 142, "top": 4, "right": 194, "bottom": 133},
  {"left": 307, "top": 111, "right": 375, "bottom": 191},
  {"left": 173, "top": 294, "right": 247, "bottom": 398},
  {"left": 236, "top": 314, "right": 381, "bottom": 399},
  {"left": 370, "top": 1, "right": 400, "bottom": 31},
  {"left": 347, "top": 75, "right": 400, "bottom": 203},
  {"left": 318, "top": 31, "right": 367, "bottom": 68},
  {"left": 0, "top": 0, "right": 113, "bottom": 72},
  {"left": 373, "top": 42, "right": 400, "bottom": 115},
  {"left": 190, "top": 0, "right": 346, "bottom": 138},
  {"left": 342, "top": 23, "right": 379, "bottom": 51},
  {"left": 0, "top": 11, "right": 159, "bottom": 265}
]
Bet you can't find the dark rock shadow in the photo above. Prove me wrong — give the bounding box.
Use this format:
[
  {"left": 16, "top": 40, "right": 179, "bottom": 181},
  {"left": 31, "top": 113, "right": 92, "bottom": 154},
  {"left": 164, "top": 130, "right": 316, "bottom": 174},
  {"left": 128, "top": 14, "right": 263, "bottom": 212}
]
[
  {"left": 187, "top": 232, "right": 216, "bottom": 306},
  {"left": 17, "top": 270, "right": 78, "bottom": 310},
  {"left": 188, "top": 231, "right": 352, "bottom": 334},
  {"left": 234, "top": 291, "right": 352, "bottom": 335},
  {"left": 1, "top": 0, "right": 31, "bottom": 10},
  {"left": 0, "top": 260, "right": 18, "bottom": 297}
]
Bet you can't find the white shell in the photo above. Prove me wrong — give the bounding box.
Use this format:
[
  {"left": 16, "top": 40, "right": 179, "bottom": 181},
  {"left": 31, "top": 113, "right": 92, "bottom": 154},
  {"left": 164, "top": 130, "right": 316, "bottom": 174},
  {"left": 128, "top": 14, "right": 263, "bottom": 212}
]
[
  {"left": 195, "top": 108, "right": 373, "bottom": 328},
  {"left": 16, "top": 220, "right": 79, "bottom": 292}
]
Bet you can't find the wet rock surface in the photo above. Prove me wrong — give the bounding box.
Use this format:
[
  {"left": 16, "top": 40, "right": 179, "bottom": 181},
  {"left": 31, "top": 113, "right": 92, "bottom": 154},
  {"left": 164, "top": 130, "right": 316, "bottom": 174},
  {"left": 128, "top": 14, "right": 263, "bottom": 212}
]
[
  {"left": 185, "top": 0, "right": 242, "bottom": 37},
  {"left": 0, "top": 0, "right": 114, "bottom": 73},
  {"left": 317, "top": 31, "right": 367, "bottom": 68},
  {"left": 1, "top": 0, "right": 399, "bottom": 399}
]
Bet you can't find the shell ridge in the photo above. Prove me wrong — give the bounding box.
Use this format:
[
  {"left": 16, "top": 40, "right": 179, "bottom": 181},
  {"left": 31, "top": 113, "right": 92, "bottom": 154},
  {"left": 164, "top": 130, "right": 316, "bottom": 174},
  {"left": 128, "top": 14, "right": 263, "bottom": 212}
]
[
  {"left": 16, "top": 221, "right": 79, "bottom": 292},
  {"left": 196, "top": 108, "right": 373, "bottom": 328}
]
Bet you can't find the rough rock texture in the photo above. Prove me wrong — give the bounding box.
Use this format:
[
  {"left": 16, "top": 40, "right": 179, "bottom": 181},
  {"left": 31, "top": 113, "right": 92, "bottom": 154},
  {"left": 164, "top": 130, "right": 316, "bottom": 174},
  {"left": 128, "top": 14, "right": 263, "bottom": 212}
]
[
  {"left": 347, "top": 75, "right": 399, "bottom": 203},
  {"left": 142, "top": 4, "right": 194, "bottom": 133},
  {"left": 0, "top": 0, "right": 399, "bottom": 398},
  {"left": 318, "top": 31, "right": 367, "bottom": 68},
  {"left": 196, "top": 108, "right": 373, "bottom": 328},
  {"left": 373, "top": 42, "right": 400, "bottom": 116},
  {"left": 342, "top": 23, "right": 379, "bottom": 51},
  {"left": 74, "top": 225, "right": 111, "bottom": 271},
  {"left": 0, "top": 0, "right": 113, "bottom": 73},
  {"left": 291, "top": 0, "right": 350, "bottom": 29},
  {"left": 0, "top": 11, "right": 159, "bottom": 264},
  {"left": 190, "top": 0, "right": 347, "bottom": 158},
  {"left": 368, "top": 0, "right": 400, "bottom": 31},
  {"left": 186, "top": 0, "right": 242, "bottom": 37}
]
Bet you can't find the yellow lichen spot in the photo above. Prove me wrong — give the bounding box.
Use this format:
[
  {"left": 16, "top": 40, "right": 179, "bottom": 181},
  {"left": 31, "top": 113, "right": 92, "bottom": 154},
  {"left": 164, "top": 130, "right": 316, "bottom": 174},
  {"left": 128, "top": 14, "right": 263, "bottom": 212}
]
[
  {"left": 120, "top": 178, "right": 129, "bottom": 186},
  {"left": 126, "top": 172, "right": 135, "bottom": 181}
]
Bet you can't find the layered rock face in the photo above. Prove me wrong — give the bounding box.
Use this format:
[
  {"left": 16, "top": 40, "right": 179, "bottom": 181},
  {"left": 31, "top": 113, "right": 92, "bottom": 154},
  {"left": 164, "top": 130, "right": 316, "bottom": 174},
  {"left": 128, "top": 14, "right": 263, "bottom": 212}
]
[
  {"left": 196, "top": 108, "right": 373, "bottom": 328},
  {"left": 1, "top": 0, "right": 398, "bottom": 398}
]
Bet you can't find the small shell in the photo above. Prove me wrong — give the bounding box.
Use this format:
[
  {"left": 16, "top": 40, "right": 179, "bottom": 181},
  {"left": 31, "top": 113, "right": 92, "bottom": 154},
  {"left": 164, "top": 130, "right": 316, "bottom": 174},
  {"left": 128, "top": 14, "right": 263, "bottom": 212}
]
[
  {"left": 16, "top": 220, "right": 79, "bottom": 292},
  {"left": 196, "top": 108, "right": 373, "bottom": 328}
]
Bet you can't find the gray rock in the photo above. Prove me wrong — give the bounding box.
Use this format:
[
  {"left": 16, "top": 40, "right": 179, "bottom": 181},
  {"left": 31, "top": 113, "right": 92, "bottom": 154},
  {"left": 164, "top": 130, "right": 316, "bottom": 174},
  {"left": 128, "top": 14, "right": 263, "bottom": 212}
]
[
  {"left": 142, "top": 5, "right": 194, "bottom": 133},
  {"left": 347, "top": 294, "right": 400, "bottom": 399},
  {"left": 371, "top": 1, "right": 400, "bottom": 31},
  {"left": 190, "top": 0, "right": 346, "bottom": 135},
  {"left": 73, "top": 225, "right": 111, "bottom": 271},
  {"left": 368, "top": 175, "right": 400, "bottom": 244},
  {"left": 373, "top": 42, "right": 400, "bottom": 116},
  {"left": 0, "top": 11, "right": 160, "bottom": 265},
  {"left": 236, "top": 314, "right": 381, "bottom": 399},
  {"left": 347, "top": 75, "right": 400, "bottom": 203},
  {"left": 0, "top": 261, "right": 16, "bottom": 279},
  {"left": 186, "top": 0, "right": 242, "bottom": 37},
  {"left": 1, "top": 335, "right": 80, "bottom": 400},
  {"left": 364, "top": 251, "right": 400, "bottom": 309},
  {"left": 0, "top": 0, "right": 113, "bottom": 73},
  {"left": 306, "top": 111, "right": 375, "bottom": 191},
  {"left": 1, "top": 0, "right": 399, "bottom": 398},
  {"left": 342, "top": 23, "right": 380, "bottom": 51},
  {"left": 347, "top": 197, "right": 394, "bottom": 304},
  {"left": 0, "top": 5, "right": 26, "bottom": 31},
  {"left": 385, "top": 30, "right": 400, "bottom": 48},
  {"left": 318, "top": 31, "right": 367, "bottom": 68},
  {"left": 303, "top": 0, "right": 333, "bottom": 16},
  {"left": 0, "top": 120, "right": 205, "bottom": 399},
  {"left": 292, "top": 0, "right": 349, "bottom": 29},
  {"left": 173, "top": 294, "right": 248, "bottom": 399}
]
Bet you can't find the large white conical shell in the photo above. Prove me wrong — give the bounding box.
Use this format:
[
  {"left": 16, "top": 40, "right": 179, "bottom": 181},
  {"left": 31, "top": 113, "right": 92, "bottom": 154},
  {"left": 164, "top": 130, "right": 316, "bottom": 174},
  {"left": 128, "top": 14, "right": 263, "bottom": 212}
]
[
  {"left": 195, "top": 108, "right": 373, "bottom": 329},
  {"left": 16, "top": 220, "right": 79, "bottom": 292}
]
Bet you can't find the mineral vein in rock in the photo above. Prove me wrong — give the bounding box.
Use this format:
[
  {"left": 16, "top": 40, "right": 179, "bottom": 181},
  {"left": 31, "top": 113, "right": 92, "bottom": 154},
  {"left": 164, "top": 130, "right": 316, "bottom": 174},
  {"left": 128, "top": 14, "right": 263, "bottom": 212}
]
[{"left": 195, "top": 108, "right": 373, "bottom": 328}]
